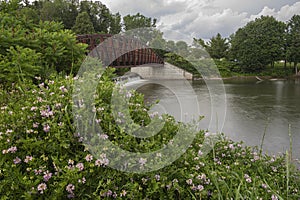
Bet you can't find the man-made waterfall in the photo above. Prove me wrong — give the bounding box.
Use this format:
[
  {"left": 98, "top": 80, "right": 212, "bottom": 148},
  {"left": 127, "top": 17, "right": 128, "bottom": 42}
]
[{"left": 113, "top": 72, "right": 143, "bottom": 85}]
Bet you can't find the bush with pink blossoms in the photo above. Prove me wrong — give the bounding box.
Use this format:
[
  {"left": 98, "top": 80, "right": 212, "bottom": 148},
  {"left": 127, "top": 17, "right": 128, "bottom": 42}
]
[{"left": 0, "top": 69, "right": 299, "bottom": 199}]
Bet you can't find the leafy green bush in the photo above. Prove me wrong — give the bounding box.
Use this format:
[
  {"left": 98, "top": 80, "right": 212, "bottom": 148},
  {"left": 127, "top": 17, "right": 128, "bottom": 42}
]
[
  {"left": 0, "top": 69, "right": 299, "bottom": 199},
  {"left": 0, "top": 46, "right": 42, "bottom": 84},
  {"left": 0, "top": 10, "right": 87, "bottom": 85}
]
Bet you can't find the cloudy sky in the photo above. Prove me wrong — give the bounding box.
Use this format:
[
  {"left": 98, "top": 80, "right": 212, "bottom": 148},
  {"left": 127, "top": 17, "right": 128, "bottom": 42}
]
[{"left": 101, "top": 0, "right": 300, "bottom": 43}]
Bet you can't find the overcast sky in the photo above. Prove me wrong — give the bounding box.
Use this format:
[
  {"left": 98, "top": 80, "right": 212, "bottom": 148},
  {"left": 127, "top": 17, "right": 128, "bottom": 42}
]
[{"left": 101, "top": 0, "right": 300, "bottom": 43}]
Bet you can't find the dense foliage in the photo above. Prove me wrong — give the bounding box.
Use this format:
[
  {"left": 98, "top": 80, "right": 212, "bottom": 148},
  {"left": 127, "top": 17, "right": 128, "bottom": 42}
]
[
  {"left": 0, "top": 5, "right": 87, "bottom": 84},
  {"left": 229, "top": 16, "right": 286, "bottom": 71},
  {"left": 194, "top": 33, "right": 229, "bottom": 60},
  {"left": 72, "top": 11, "right": 95, "bottom": 34},
  {"left": 0, "top": 71, "right": 299, "bottom": 199},
  {"left": 287, "top": 15, "right": 300, "bottom": 71},
  {"left": 192, "top": 15, "right": 300, "bottom": 74}
]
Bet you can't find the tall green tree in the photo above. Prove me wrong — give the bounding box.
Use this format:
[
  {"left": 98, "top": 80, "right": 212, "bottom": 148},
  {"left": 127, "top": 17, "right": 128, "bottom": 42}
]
[
  {"left": 109, "top": 12, "right": 121, "bottom": 34},
  {"left": 72, "top": 11, "right": 95, "bottom": 34},
  {"left": 123, "top": 13, "right": 156, "bottom": 31},
  {"left": 230, "top": 16, "right": 285, "bottom": 72},
  {"left": 193, "top": 34, "right": 228, "bottom": 59},
  {"left": 79, "top": 1, "right": 111, "bottom": 33},
  {"left": 206, "top": 33, "right": 229, "bottom": 59},
  {"left": 287, "top": 14, "right": 300, "bottom": 74},
  {"left": 40, "top": 0, "right": 78, "bottom": 29}
]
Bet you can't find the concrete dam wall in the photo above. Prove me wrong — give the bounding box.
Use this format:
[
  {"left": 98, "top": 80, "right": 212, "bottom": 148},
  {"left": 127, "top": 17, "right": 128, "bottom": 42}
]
[{"left": 130, "top": 62, "right": 193, "bottom": 80}]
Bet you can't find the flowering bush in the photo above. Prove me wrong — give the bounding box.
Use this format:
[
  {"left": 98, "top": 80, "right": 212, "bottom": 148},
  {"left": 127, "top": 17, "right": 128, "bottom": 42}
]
[{"left": 0, "top": 69, "right": 299, "bottom": 199}]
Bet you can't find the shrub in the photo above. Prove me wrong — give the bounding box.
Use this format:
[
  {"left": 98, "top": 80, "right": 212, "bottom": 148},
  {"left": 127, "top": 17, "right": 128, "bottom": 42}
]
[
  {"left": 0, "top": 68, "right": 299, "bottom": 199},
  {"left": 0, "top": 11, "right": 87, "bottom": 85}
]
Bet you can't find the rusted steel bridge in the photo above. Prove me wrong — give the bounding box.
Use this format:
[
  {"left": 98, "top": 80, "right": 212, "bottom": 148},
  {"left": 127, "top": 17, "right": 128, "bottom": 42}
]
[{"left": 76, "top": 34, "right": 164, "bottom": 68}]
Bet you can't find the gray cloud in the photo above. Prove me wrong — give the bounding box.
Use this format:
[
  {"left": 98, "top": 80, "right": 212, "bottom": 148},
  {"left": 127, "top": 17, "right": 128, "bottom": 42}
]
[
  {"left": 101, "top": 0, "right": 187, "bottom": 17},
  {"left": 101, "top": 0, "right": 300, "bottom": 42}
]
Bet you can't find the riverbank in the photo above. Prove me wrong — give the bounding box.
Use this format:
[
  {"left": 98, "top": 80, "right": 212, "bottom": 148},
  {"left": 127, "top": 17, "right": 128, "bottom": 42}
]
[{"left": 193, "top": 75, "right": 300, "bottom": 81}]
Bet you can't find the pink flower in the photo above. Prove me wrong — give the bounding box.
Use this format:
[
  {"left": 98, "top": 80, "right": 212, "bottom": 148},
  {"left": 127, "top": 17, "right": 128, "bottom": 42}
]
[
  {"left": 24, "top": 156, "right": 33, "bottom": 163},
  {"left": 8, "top": 146, "right": 17, "bottom": 153},
  {"left": 37, "top": 183, "right": 47, "bottom": 193},
  {"left": 85, "top": 154, "right": 93, "bottom": 162},
  {"left": 43, "top": 124, "right": 50, "bottom": 132},
  {"left": 228, "top": 144, "right": 235, "bottom": 150},
  {"left": 82, "top": 177, "right": 86, "bottom": 184},
  {"left": 66, "top": 184, "right": 75, "bottom": 194},
  {"left": 34, "top": 169, "right": 43, "bottom": 175},
  {"left": 13, "top": 157, "right": 21, "bottom": 164},
  {"left": 244, "top": 174, "right": 252, "bottom": 183},
  {"left": 78, "top": 177, "right": 86, "bottom": 184},
  {"left": 95, "top": 159, "right": 101, "bottom": 167},
  {"left": 33, "top": 122, "right": 39, "bottom": 128},
  {"left": 198, "top": 150, "right": 203, "bottom": 156},
  {"left": 30, "top": 106, "right": 37, "bottom": 111},
  {"left": 76, "top": 163, "right": 84, "bottom": 171},
  {"left": 40, "top": 107, "right": 53, "bottom": 118},
  {"left": 198, "top": 185, "right": 204, "bottom": 191},
  {"left": 43, "top": 172, "right": 52, "bottom": 182},
  {"left": 60, "top": 86, "right": 68, "bottom": 93},
  {"left": 186, "top": 179, "right": 193, "bottom": 185},
  {"left": 253, "top": 155, "right": 260, "bottom": 161}
]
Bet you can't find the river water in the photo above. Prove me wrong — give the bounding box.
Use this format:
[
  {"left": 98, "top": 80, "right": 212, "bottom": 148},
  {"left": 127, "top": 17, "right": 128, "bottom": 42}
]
[{"left": 128, "top": 77, "right": 300, "bottom": 159}]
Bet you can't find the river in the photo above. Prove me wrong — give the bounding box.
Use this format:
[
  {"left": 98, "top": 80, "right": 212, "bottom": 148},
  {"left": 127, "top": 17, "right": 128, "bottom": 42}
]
[{"left": 127, "top": 77, "right": 300, "bottom": 159}]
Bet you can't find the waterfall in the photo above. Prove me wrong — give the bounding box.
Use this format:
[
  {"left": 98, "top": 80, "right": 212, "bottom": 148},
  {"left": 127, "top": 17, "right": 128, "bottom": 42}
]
[{"left": 113, "top": 72, "right": 143, "bottom": 85}]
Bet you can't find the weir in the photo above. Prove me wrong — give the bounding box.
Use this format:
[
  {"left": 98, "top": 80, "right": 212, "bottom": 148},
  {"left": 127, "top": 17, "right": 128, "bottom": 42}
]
[{"left": 130, "top": 62, "right": 193, "bottom": 80}]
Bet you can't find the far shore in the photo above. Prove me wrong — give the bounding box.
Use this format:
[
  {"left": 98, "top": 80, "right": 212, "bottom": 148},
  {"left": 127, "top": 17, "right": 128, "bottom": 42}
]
[{"left": 193, "top": 74, "right": 300, "bottom": 81}]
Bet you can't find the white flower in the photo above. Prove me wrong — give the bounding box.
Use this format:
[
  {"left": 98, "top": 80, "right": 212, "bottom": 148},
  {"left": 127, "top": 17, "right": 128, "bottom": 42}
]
[{"left": 139, "top": 158, "right": 147, "bottom": 166}]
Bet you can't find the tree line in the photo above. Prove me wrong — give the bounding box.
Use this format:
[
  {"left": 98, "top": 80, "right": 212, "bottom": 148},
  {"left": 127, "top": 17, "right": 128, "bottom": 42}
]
[
  {"left": 0, "top": 0, "right": 299, "bottom": 79},
  {"left": 194, "top": 15, "right": 300, "bottom": 73},
  {"left": 0, "top": 0, "right": 156, "bottom": 34}
]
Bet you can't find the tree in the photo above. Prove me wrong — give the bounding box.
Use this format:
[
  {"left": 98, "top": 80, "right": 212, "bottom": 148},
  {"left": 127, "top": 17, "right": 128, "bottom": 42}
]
[
  {"left": 79, "top": 1, "right": 111, "bottom": 33},
  {"left": 287, "top": 14, "right": 300, "bottom": 74},
  {"left": 109, "top": 12, "right": 121, "bottom": 34},
  {"left": 19, "top": 7, "right": 39, "bottom": 24},
  {"left": 206, "top": 33, "right": 229, "bottom": 59},
  {"left": 175, "top": 40, "right": 189, "bottom": 57},
  {"left": 123, "top": 13, "right": 156, "bottom": 31},
  {"left": 193, "top": 34, "right": 228, "bottom": 59},
  {"left": 229, "top": 16, "right": 285, "bottom": 72},
  {"left": 40, "top": 0, "right": 78, "bottom": 29},
  {"left": 72, "top": 11, "right": 95, "bottom": 34}
]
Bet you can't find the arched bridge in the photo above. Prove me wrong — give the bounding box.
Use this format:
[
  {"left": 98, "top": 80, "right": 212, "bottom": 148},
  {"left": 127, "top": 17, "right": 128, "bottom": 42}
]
[{"left": 76, "top": 34, "right": 164, "bottom": 68}]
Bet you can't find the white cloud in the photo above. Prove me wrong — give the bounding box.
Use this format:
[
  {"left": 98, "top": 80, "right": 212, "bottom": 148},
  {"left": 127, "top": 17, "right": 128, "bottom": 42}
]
[
  {"left": 250, "top": 2, "right": 300, "bottom": 22},
  {"left": 101, "top": 0, "right": 300, "bottom": 43}
]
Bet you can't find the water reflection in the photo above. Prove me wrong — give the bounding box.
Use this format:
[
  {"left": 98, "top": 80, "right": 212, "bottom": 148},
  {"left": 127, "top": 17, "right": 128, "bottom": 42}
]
[{"left": 136, "top": 78, "right": 300, "bottom": 158}]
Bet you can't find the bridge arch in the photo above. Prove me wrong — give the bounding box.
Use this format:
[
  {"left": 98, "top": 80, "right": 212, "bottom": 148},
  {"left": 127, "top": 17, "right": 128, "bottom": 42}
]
[{"left": 76, "top": 34, "right": 164, "bottom": 68}]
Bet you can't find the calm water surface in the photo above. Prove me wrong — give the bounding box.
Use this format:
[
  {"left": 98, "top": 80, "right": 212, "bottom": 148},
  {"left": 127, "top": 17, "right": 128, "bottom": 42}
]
[{"left": 133, "top": 78, "right": 300, "bottom": 158}]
